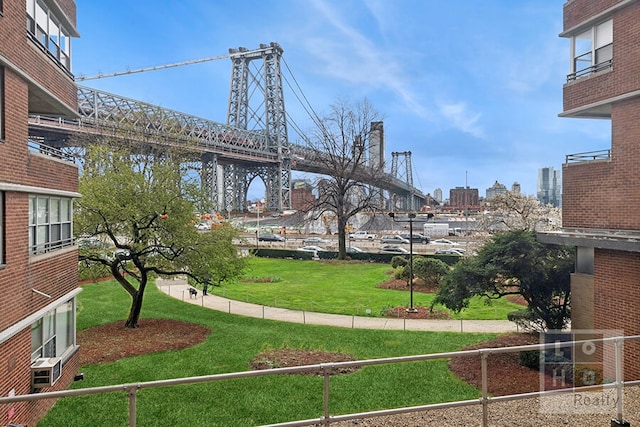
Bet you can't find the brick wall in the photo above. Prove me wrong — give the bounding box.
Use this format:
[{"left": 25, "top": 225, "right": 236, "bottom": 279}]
[
  {"left": 593, "top": 249, "right": 640, "bottom": 380},
  {"left": 570, "top": 273, "right": 594, "bottom": 330},
  {"left": 26, "top": 152, "right": 79, "bottom": 193},
  {"left": 0, "top": 70, "right": 29, "bottom": 184},
  {"left": 56, "top": 0, "right": 77, "bottom": 24},
  {"left": 563, "top": 0, "right": 623, "bottom": 30}
]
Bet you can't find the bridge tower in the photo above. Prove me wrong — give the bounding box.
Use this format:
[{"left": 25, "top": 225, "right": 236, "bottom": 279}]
[
  {"left": 211, "top": 42, "right": 291, "bottom": 213},
  {"left": 390, "top": 151, "right": 419, "bottom": 211}
]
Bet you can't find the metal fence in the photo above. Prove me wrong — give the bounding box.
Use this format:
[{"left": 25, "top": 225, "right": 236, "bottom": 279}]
[
  {"left": 2, "top": 335, "right": 639, "bottom": 427},
  {"left": 565, "top": 149, "right": 611, "bottom": 164}
]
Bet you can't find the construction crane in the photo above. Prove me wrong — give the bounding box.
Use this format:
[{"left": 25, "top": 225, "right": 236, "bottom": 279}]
[
  {"left": 75, "top": 42, "right": 283, "bottom": 81},
  {"left": 75, "top": 53, "right": 231, "bottom": 81}
]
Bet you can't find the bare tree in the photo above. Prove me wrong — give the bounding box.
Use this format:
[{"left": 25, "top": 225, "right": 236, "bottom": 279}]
[{"left": 302, "top": 98, "right": 386, "bottom": 259}]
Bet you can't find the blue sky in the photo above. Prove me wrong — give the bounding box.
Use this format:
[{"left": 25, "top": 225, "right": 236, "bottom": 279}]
[{"left": 72, "top": 0, "right": 610, "bottom": 201}]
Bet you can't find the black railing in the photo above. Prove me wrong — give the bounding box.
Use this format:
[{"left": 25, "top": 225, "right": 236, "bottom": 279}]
[
  {"left": 27, "top": 139, "right": 75, "bottom": 162},
  {"left": 567, "top": 58, "right": 613, "bottom": 82},
  {"left": 565, "top": 149, "right": 611, "bottom": 164}
]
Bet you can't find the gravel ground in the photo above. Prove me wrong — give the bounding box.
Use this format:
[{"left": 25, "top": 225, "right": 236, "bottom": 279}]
[{"left": 323, "top": 385, "right": 640, "bottom": 426}]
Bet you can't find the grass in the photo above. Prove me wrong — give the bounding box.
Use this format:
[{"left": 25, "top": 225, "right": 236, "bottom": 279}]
[
  {"left": 39, "top": 280, "right": 498, "bottom": 427},
  {"left": 211, "top": 257, "right": 523, "bottom": 319}
]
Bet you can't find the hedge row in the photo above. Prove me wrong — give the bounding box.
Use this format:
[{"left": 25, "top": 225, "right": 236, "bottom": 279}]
[{"left": 249, "top": 248, "right": 461, "bottom": 265}]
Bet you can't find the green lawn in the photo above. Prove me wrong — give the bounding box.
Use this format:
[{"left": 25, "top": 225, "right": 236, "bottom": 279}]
[
  {"left": 39, "top": 280, "right": 497, "bottom": 427},
  {"left": 210, "top": 257, "right": 523, "bottom": 319}
]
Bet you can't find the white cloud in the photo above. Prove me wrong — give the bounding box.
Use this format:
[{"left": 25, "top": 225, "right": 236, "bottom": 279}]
[
  {"left": 304, "top": 0, "right": 433, "bottom": 120},
  {"left": 438, "top": 101, "right": 485, "bottom": 139}
]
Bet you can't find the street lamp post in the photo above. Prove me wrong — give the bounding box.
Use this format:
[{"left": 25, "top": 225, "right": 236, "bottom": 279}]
[{"left": 388, "top": 211, "right": 418, "bottom": 313}]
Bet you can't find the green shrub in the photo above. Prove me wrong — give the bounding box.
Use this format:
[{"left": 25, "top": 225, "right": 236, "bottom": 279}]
[
  {"left": 519, "top": 350, "right": 541, "bottom": 370},
  {"left": 391, "top": 256, "right": 408, "bottom": 269}
]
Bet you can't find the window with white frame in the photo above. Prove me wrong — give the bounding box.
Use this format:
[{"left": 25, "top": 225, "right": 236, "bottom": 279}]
[
  {"left": 29, "top": 195, "right": 73, "bottom": 255},
  {"left": 569, "top": 19, "right": 613, "bottom": 81},
  {"left": 26, "top": 0, "right": 71, "bottom": 70},
  {"left": 30, "top": 299, "right": 76, "bottom": 362}
]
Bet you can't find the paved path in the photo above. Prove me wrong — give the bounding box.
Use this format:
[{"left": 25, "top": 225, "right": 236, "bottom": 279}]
[{"left": 156, "top": 278, "right": 519, "bottom": 333}]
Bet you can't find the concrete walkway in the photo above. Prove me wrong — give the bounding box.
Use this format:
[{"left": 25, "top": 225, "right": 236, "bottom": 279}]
[{"left": 156, "top": 277, "right": 519, "bottom": 334}]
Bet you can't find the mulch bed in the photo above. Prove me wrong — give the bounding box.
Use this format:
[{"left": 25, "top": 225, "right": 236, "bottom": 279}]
[{"left": 78, "top": 318, "right": 210, "bottom": 365}]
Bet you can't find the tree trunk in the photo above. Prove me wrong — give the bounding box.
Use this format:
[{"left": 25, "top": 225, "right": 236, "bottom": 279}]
[
  {"left": 337, "top": 215, "right": 347, "bottom": 260},
  {"left": 124, "top": 280, "right": 147, "bottom": 328}
]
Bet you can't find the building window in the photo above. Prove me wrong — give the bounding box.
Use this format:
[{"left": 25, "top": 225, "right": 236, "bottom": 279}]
[
  {"left": 31, "top": 300, "right": 76, "bottom": 362},
  {"left": 26, "top": 0, "right": 71, "bottom": 70},
  {"left": 29, "top": 195, "right": 73, "bottom": 255},
  {"left": 568, "top": 19, "right": 613, "bottom": 81}
]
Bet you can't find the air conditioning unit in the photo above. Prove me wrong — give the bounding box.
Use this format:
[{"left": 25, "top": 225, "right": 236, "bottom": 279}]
[{"left": 31, "top": 357, "right": 62, "bottom": 388}]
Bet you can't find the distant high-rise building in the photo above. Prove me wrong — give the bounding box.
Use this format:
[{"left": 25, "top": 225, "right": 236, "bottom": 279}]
[
  {"left": 511, "top": 182, "right": 521, "bottom": 194},
  {"left": 537, "top": 167, "right": 562, "bottom": 207},
  {"left": 433, "top": 188, "right": 443, "bottom": 203},
  {"left": 485, "top": 180, "right": 508, "bottom": 200}
]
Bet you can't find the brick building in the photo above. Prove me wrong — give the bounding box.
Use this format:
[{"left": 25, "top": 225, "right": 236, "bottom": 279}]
[
  {"left": 538, "top": 0, "right": 640, "bottom": 380},
  {"left": 290, "top": 179, "right": 315, "bottom": 211},
  {"left": 0, "top": 0, "right": 81, "bottom": 425},
  {"left": 448, "top": 186, "right": 479, "bottom": 210}
]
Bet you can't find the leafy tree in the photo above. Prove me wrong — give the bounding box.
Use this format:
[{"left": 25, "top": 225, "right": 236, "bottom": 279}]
[
  {"left": 76, "top": 145, "right": 246, "bottom": 328},
  {"left": 302, "top": 98, "right": 386, "bottom": 259},
  {"left": 432, "top": 230, "right": 574, "bottom": 331}
]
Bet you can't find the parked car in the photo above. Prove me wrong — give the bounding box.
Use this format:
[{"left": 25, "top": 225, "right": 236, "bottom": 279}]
[
  {"left": 380, "top": 234, "right": 410, "bottom": 244},
  {"left": 400, "top": 233, "right": 430, "bottom": 244},
  {"left": 297, "top": 246, "right": 326, "bottom": 257},
  {"left": 432, "top": 238, "right": 454, "bottom": 245},
  {"left": 258, "top": 233, "right": 285, "bottom": 242},
  {"left": 195, "top": 222, "right": 211, "bottom": 230},
  {"left": 77, "top": 237, "right": 109, "bottom": 249},
  {"left": 435, "top": 248, "right": 464, "bottom": 256},
  {"left": 303, "top": 236, "right": 330, "bottom": 244},
  {"left": 379, "top": 245, "right": 410, "bottom": 254},
  {"left": 346, "top": 246, "right": 364, "bottom": 253}
]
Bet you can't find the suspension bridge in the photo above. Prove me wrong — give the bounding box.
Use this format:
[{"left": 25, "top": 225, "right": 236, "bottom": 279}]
[{"left": 27, "top": 42, "right": 425, "bottom": 213}]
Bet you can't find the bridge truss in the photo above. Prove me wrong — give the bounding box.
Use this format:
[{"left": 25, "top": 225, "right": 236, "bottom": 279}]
[{"left": 28, "top": 43, "right": 424, "bottom": 213}]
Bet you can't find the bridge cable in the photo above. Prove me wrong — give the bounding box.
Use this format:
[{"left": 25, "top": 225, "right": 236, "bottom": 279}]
[{"left": 281, "top": 58, "right": 332, "bottom": 142}]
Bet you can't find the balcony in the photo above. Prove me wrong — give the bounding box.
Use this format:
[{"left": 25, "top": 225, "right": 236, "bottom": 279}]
[{"left": 28, "top": 139, "right": 75, "bottom": 163}]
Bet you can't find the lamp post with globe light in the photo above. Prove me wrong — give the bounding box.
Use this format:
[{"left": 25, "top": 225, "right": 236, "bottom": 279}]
[{"left": 388, "top": 211, "right": 418, "bottom": 313}]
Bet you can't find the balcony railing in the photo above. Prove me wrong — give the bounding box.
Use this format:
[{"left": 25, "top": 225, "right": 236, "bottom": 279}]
[
  {"left": 28, "top": 139, "right": 75, "bottom": 163},
  {"left": 567, "top": 58, "right": 612, "bottom": 82},
  {"left": 1, "top": 335, "right": 639, "bottom": 427},
  {"left": 565, "top": 149, "right": 611, "bottom": 164}
]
